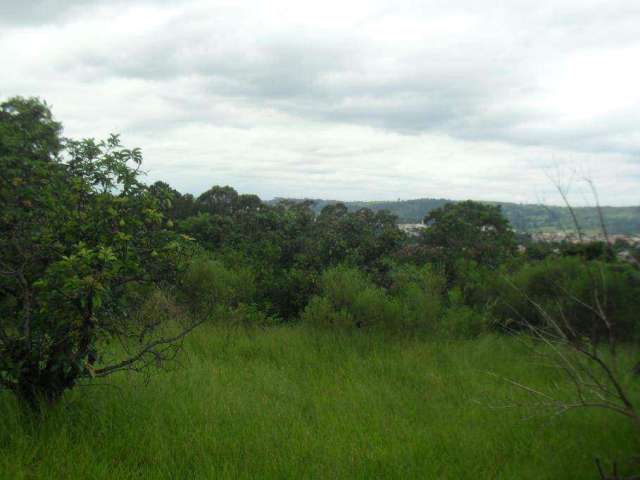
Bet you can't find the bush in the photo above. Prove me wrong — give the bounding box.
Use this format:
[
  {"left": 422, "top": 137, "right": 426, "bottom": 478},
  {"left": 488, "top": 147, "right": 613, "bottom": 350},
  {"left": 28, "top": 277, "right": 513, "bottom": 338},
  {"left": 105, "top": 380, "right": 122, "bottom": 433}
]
[
  {"left": 388, "top": 263, "right": 445, "bottom": 297},
  {"left": 492, "top": 256, "right": 640, "bottom": 340},
  {"left": 319, "top": 265, "right": 373, "bottom": 311},
  {"left": 301, "top": 296, "right": 355, "bottom": 329},
  {"left": 226, "top": 303, "right": 280, "bottom": 329},
  {"left": 180, "top": 257, "right": 256, "bottom": 314},
  {"left": 136, "top": 289, "right": 182, "bottom": 326},
  {"left": 302, "top": 264, "right": 443, "bottom": 332},
  {"left": 0, "top": 98, "right": 201, "bottom": 405},
  {"left": 258, "top": 267, "right": 318, "bottom": 320},
  {"left": 389, "top": 264, "right": 445, "bottom": 330},
  {"left": 351, "top": 286, "right": 402, "bottom": 329},
  {"left": 449, "top": 259, "right": 505, "bottom": 310},
  {"left": 302, "top": 265, "right": 395, "bottom": 329},
  {"left": 438, "top": 288, "right": 491, "bottom": 338}
]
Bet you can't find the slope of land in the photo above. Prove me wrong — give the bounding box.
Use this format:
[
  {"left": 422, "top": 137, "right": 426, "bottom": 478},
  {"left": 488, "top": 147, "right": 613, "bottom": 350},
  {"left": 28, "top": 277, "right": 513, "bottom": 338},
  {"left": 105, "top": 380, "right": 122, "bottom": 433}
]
[{"left": 273, "top": 198, "right": 640, "bottom": 234}]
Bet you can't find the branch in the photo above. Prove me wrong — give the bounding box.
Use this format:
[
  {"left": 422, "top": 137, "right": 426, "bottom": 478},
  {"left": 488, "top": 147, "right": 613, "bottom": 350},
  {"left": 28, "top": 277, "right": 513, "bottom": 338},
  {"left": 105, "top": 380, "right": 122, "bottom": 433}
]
[{"left": 93, "top": 318, "right": 204, "bottom": 377}]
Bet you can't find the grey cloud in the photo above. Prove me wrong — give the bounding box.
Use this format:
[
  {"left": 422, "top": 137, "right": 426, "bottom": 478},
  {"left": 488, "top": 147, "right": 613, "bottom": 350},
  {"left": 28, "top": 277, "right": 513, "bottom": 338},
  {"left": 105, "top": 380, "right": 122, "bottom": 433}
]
[
  {"left": 0, "top": 0, "right": 130, "bottom": 26},
  {"left": 2, "top": 0, "right": 639, "bottom": 204},
  {"left": 0, "top": 0, "right": 180, "bottom": 27},
  {"left": 56, "top": 1, "right": 640, "bottom": 157},
  {"left": 0, "top": 1, "right": 85, "bottom": 26}
]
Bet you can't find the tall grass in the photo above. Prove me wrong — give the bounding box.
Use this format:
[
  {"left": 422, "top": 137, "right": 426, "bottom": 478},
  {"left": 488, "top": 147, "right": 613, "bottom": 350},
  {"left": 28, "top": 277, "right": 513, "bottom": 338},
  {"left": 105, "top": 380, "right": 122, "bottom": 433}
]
[{"left": 0, "top": 326, "right": 636, "bottom": 479}]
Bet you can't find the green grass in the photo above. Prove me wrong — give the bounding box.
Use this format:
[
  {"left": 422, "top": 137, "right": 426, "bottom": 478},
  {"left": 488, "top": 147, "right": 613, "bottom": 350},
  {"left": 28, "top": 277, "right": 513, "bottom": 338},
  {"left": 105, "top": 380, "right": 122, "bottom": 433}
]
[{"left": 0, "top": 326, "right": 636, "bottom": 479}]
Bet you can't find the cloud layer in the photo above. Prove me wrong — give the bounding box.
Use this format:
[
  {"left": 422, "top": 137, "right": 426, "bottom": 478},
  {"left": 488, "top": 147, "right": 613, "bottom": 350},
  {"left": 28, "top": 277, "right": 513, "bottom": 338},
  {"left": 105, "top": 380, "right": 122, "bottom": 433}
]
[{"left": 1, "top": 0, "right": 639, "bottom": 205}]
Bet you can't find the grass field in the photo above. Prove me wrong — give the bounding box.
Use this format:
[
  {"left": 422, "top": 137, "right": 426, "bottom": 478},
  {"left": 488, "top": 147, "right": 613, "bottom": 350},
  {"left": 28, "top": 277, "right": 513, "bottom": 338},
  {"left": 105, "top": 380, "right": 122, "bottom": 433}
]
[{"left": 0, "top": 325, "right": 636, "bottom": 479}]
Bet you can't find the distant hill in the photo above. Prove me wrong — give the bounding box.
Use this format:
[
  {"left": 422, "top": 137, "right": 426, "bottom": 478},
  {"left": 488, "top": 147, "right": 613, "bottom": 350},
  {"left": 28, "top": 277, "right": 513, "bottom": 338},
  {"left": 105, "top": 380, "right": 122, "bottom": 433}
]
[{"left": 272, "top": 198, "right": 640, "bottom": 234}]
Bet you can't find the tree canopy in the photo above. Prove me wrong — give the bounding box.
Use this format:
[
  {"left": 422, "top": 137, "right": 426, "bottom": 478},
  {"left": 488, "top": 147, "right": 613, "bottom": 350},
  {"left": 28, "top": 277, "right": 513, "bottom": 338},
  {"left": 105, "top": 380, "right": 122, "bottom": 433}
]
[
  {"left": 0, "top": 97, "right": 198, "bottom": 405},
  {"left": 420, "top": 200, "right": 517, "bottom": 278}
]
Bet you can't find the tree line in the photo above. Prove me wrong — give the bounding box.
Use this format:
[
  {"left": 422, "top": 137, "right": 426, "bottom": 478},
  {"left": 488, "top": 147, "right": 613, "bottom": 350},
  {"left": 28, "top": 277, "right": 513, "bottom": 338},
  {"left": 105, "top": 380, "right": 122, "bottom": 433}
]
[{"left": 289, "top": 197, "right": 640, "bottom": 235}]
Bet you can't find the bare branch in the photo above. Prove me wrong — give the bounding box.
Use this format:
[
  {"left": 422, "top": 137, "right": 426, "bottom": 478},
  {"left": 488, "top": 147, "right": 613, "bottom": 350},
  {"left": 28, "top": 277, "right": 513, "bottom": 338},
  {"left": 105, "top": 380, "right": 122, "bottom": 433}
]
[{"left": 93, "top": 318, "right": 204, "bottom": 377}]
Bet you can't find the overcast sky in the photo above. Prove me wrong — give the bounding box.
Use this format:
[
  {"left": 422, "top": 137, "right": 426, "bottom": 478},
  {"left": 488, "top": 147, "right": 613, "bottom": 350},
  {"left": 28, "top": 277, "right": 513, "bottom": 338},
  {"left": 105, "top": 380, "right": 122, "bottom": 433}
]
[{"left": 2, "top": 0, "right": 639, "bottom": 205}]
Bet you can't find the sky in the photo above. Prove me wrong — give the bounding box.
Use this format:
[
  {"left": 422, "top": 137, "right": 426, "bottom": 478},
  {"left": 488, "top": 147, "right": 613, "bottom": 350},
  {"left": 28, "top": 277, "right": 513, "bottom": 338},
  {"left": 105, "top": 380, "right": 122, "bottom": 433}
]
[{"left": 1, "top": 0, "right": 639, "bottom": 205}]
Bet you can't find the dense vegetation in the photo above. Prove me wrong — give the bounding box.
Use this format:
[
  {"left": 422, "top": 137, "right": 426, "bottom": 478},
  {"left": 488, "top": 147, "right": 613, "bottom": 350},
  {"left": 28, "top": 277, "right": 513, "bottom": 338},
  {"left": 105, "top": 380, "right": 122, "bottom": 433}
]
[
  {"left": 1, "top": 96, "right": 639, "bottom": 478},
  {"left": 0, "top": 98, "right": 199, "bottom": 405},
  {"left": 279, "top": 197, "right": 640, "bottom": 234}
]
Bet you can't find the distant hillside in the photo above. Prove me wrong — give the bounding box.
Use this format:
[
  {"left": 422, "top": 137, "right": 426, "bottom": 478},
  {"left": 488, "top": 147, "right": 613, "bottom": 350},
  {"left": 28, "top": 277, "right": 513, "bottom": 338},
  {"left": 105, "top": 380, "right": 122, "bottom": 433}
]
[{"left": 272, "top": 198, "right": 640, "bottom": 234}]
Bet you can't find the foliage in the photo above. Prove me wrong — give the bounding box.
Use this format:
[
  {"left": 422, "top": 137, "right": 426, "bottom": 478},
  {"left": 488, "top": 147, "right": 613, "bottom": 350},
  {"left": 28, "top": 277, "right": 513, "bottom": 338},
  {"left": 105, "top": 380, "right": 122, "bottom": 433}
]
[
  {"left": 302, "top": 265, "right": 397, "bottom": 329},
  {"left": 224, "top": 303, "right": 279, "bottom": 329},
  {"left": 558, "top": 240, "right": 615, "bottom": 261},
  {"left": 174, "top": 193, "right": 404, "bottom": 319},
  {"left": 449, "top": 259, "right": 504, "bottom": 308},
  {"left": 420, "top": 200, "right": 517, "bottom": 281},
  {"left": 2, "top": 94, "right": 638, "bottom": 476},
  {"left": 308, "top": 203, "right": 405, "bottom": 275},
  {"left": 180, "top": 257, "right": 257, "bottom": 314},
  {"left": 287, "top": 197, "right": 640, "bottom": 234},
  {"left": 439, "top": 288, "right": 492, "bottom": 339},
  {"left": 0, "top": 97, "right": 198, "bottom": 405},
  {"left": 302, "top": 265, "right": 444, "bottom": 332},
  {"left": 387, "top": 264, "right": 445, "bottom": 330},
  {"left": 492, "top": 257, "right": 640, "bottom": 339}
]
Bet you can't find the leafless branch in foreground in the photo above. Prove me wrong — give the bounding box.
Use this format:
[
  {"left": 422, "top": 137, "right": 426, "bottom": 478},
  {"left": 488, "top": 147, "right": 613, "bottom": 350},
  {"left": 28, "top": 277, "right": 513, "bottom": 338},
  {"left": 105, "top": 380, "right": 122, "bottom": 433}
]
[{"left": 493, "top": 177, "right": 639, "bottom": 479}]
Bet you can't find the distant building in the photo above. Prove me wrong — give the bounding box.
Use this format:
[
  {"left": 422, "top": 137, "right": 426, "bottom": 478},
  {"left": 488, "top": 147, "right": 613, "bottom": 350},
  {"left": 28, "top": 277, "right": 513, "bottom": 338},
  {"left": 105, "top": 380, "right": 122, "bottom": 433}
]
[
  {"left": 398, "top": 223, "right": 427, "bottom": 236},
  {"left": 530, "top": 232, "right": 640, "bottom": 246},
  {"left": 617, "top": 250, "right": 640, "bottom": 267}
]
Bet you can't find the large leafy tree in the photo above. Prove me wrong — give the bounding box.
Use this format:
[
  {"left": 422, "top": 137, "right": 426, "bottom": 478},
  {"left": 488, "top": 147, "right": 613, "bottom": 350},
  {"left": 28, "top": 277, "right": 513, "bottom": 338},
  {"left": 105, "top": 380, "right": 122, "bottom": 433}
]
[
  {"left": 196, "top": 185, "right": 239, "bottom": 216},
  {"left": 420, "top": 200, "right": 516, "bottom": 279},
  {"left": 0, "top": 97, "right": 199, "bottom": 406},
  {"left": 310, "top": 204, "right": 404, "bottom": 275},
  {"left": 149, "top": 180, "right": 197, "bottom": 221}
]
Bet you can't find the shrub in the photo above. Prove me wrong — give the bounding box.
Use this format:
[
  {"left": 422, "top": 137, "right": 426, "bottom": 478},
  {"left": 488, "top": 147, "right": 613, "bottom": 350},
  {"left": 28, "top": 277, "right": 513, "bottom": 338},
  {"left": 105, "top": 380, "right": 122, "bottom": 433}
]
[
  {"left": 389, "top": 264, "right": 445, "bottom": 330},
  {"left": 258, "top": 267, "right": 318, "bottom": 320},
  {"left": 351, "top": 286, "right": 402, "bottom": 329},
  {"left": 319, "top": 265, "right": 373, "bottom": 311},
  {"left": 493, "top": 256, "right": 640, "bottom": 340},
  {"left": 449, "top": 259, "right": 504, "bottom": 310},
  {"left": 0, "top": 98, "right": 201, "bottom": 406},
  {"left": 180, "top": 257, "right": 256, "bottom": 314},
  {"left": 226, "top": 303, "right": 280, "bottom": 329},
  {"left": 302, "top": 265, "right": 395, "bottom": 329},
  {"left": 302, "top": 264, "right": 443, "bottom": 332},
  {"left": 438, "top": 288, "right": 491, "bottom": 338},
  {"left": 136, "top": 289, "right": 182, "bottom": 326},
  {"left": 388, "top": 264, "right": 446, "bottom": 297},
  {"left": 301, "top": 296, "right": 355, "bottom": 329}
]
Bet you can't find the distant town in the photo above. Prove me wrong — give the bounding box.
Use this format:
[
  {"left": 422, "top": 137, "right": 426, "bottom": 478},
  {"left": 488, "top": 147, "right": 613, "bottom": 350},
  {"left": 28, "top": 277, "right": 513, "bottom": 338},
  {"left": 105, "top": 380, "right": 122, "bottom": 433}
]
[{"left": 399, "top": 223, "right": 640, "bottom": 246}]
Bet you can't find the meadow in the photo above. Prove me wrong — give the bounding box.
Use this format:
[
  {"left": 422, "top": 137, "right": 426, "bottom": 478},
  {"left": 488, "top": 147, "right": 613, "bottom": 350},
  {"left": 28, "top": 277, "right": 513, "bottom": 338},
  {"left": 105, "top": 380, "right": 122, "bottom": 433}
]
[{"left": 1, "top": 325, "right": 635, "bottom": 479}]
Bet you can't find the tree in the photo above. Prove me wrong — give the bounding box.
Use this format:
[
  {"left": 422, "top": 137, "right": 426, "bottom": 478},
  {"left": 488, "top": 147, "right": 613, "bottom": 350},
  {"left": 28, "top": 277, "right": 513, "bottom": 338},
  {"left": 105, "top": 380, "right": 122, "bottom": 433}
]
[
  {"left": 310, "top": 204, "right": 404, "bottom": 274},
  {"left": 196, "top": 185, "right": 239, "bottom": 216},
  {"left": 420, "top": 200, "right": 516, "bottom": 280},
  {"left": 0, "top": 96, "right": 62, "bottom": 162},
  {"left": 0, "top": 97, "right": 200, "bottom": 406}
]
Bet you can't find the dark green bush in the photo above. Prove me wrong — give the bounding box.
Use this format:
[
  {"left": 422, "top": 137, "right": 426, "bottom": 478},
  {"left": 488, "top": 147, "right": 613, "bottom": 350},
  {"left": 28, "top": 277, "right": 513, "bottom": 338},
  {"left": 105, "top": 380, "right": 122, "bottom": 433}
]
[
  {"left": 302, "top": 264, "right": 444, "bottom": 332},
  {"left": 438, "top": 288, "right": 492, "bottom": 338},
  {"left": 492, "top": 256, "right": 640, "bottom": 339},
  {"left": 301, "top": 296, "right": 356, "bottom": 329},
  {"left": 302, "top": 265, "right": 393, "bottom": 329},
  {"left": 258, "top": 267, "right": 318, "bottom": 320},
  {"left": 388, "top": 264, "right": 445, "bottom": 330},
  {"left": 225, "top": 303, "right": 280, "bottom": 329},
  {"left": 180, "top": 257, "right": 257, "bottom": 315}
]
